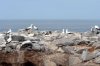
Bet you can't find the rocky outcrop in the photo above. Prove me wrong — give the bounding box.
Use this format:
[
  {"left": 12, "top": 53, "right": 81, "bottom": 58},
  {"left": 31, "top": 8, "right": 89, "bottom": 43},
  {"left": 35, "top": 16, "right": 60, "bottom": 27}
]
[{"left": 0, "top": 29, "right": 100, "bottom": 66}]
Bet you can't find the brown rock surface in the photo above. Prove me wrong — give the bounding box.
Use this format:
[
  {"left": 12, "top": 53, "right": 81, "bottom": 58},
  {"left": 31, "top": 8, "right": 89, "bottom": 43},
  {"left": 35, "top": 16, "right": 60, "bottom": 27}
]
[{"left": 0, "top": 51, "right": 69, "bottom": 66}]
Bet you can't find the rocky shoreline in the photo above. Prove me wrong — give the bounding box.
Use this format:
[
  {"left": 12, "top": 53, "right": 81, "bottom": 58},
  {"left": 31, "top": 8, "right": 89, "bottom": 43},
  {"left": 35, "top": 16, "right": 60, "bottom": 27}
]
[{"left": 0, "top": 25, "right": 100, "bottom": 66}]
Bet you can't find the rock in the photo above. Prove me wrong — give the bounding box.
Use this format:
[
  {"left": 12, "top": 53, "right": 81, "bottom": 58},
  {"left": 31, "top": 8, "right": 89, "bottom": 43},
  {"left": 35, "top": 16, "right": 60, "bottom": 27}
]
[
  {"left": 71, "top": 62, "right": 100, "bottom": 66},
  {"left": 20, "top": 40, "right": 33, "bottom": 50},
  {"left": 52, "top": 38, "right": 74, "bottom": 46},
  {"left": 32, "top": 43, "right": 46, "bottom": 51},
  {"left": 28, "top": 33, "right": 35, "bottom": 37},
  {"left": 71, "top": 45, "right": 92, "bottom": 54},
  {"left": 56, "top": 47, "right": 64, "bottom": 53},
  {"left": 62, "top": 46, "right": 75, "bottom": 54},
  {"left": 45, "top": 31, "right": 52, "bottom": 35},
  {"left": 25, "top": 37, "right": 41, "bottom": 41},
  {"left": 0, "top": 37, "right": 6, "bottom": 45},
  {"left": 76, "top": 49, "right": 85, "bottom": 54},
  {"left": 83, "top": 31, "right": 96, "bottom": 37},
  {"left": 46, "top": 43, "right": 58, "bottom": 52},
  {"left": 81, "top": 49, "right": 96, "bottom": 62},
  {"left": 94, "top": 56, "right": 100, "bottom": 64},
  {"left": 44, "top": 53, "right": 69, "bottom": 66},
  {"left": 69, "top": 55, "right": 82, "bottom": 66},
  {"left": 4, "top": 45, "right": 13, "bottom": 52},
  {"left": 5, "top": 35, "right": 25, "bottom": 42},
  {"left": 92, "top": 41, "right": 100, "bottom": 49},
  {"left": 95, "top": 52, "right": 100, "bottom": 57},
  {"left": 75, "top": 40, "right": 90, "bottom": 45},
  {"left": 44, "top": 60, "right": 57, "bottom": 66},
  {"left": 91, "top": 36, "right": 99, "bottom": 41},
  {"left": 44, "top": 36, "right": 54, "bottom": 41}
]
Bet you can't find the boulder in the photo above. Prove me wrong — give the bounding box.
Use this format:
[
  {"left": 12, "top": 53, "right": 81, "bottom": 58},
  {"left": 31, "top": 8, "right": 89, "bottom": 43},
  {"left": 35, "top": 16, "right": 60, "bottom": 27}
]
[
  {"left": 62, "top": 46, "right": 75, "bottom": 54},
  {"left": 92, "top": 41, "right": 100, "bottom": 49},
  {"left": 52, "top": 38, "right": 74, "bottom": 46},
  {"left": 32, "top": 43, "right": 46, "bottom": 52},
  {"left": 81, "top": 49, "right": 96, "bottom": 62},
  {"left": 5, "top": 35, "right": 25, "bottom": 42},
  {"left": 44, "top": 60, "right": 57, "bottom": 66},
  {"left": 69, "top": 55, "right": 82, "bottom": 66},
  {"left": 44, "top": 53, "right": 69, "bottom": 66},
  {"left": 94, "top": 56, "right": 100, "bottom": 64}
]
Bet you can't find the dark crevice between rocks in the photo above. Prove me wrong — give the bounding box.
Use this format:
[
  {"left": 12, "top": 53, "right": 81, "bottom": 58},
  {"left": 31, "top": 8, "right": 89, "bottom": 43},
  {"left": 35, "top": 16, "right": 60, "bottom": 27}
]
[
  {"left": 1, "top": 62, "right": 12, "bottom": 66},
  {"left": 22, "top": 61, "right": 36, "bottom": 66},
  {"left": 0, "top": 62, "right": 36, "bottom": 66}
]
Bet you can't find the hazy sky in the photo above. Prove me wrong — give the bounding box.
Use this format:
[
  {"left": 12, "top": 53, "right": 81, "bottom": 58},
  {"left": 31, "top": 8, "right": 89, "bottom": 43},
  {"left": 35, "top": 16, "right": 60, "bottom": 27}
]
[{"left": 0, "top": 0, "right": 100, "bottom": 20}]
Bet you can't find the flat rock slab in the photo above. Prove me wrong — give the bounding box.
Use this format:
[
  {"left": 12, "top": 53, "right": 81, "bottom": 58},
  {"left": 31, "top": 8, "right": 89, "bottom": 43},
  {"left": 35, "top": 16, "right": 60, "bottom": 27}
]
[
  {"left": 69, "top": 55, "right": 82, "bottom": 66},
  {"left": 44, "top": 53, "right": 69, "bottom": 66},
  {"left": 94, "top": 56, "right": 100, "bottom": 64}
]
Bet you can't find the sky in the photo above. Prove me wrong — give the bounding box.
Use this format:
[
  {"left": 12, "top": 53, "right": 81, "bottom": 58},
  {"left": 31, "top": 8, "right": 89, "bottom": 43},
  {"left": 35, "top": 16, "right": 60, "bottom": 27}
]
[{"left": 0, "top": 0, "right": 100, "bottom": 20}]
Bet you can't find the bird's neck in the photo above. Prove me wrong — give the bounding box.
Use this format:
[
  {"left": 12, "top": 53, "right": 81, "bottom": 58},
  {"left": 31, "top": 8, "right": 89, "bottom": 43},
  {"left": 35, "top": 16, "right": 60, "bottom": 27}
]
[
  {"left": 62, "top": 29, "right": 65, "bottom": 33},
  {"left": 30, "top": 25, "right": 33, "bottom": 28},
  {"left": 66, "top": 29, "right": 68, "bottom": 32}
]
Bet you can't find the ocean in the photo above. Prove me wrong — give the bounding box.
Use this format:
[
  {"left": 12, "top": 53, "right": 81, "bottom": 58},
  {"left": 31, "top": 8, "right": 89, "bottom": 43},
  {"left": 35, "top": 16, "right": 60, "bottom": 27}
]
[{"left": 0, "top": 20, "right": 100, "bottom": 32}]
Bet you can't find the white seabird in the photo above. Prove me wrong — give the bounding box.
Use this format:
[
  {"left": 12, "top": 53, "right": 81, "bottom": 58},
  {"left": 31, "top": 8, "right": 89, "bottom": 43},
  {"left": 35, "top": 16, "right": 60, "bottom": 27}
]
[
  {"left": 94, "top": 25, "right": 99, "bottom": 29},
  {"left": 7, "top": 29, "right": 12, "bottom": 34},
  {"left": 27, "top": 24, "right": 33, "bottom": 30},
  {"left": 19, "top": 24, "right": 33, "bottom": 32},
  {"left": 91, "top": 25, "right": 100, "bottom": 33},
  {"left": 66, "top": 29, "right": 71, "bottom": 34},
  {"left": 62, "top": 29, "right": 65, "bottom": 34},
  {"left": 33, "top": 26, "right": 38, "bottom": 30},
  {"left": 91, "top": 27, "right": 94, "bottom": 32}
]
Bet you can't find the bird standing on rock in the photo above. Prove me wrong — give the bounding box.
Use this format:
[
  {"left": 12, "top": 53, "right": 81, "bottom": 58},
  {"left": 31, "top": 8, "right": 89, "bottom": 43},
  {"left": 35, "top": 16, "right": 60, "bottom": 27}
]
[
  {"left": 66, "top": 29, "right": 70, "bottom": 34},
  {"left": 62, "top": 29, "right": 65, "bottom": 34},
  {"left": 91, "top": 25, "right": 100, "bottom": 34},
  {"left": 7, "top": 29, "right": 12, "bottom": 34},
  {"left": 33, "top": 26, "right": 38, "bottom": 30},
  {"left": 94, "top": 25, "right": 99, "bottom": 29},
  {"left": 27, "top": 24, "right": 33, "bottom": 30}
]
